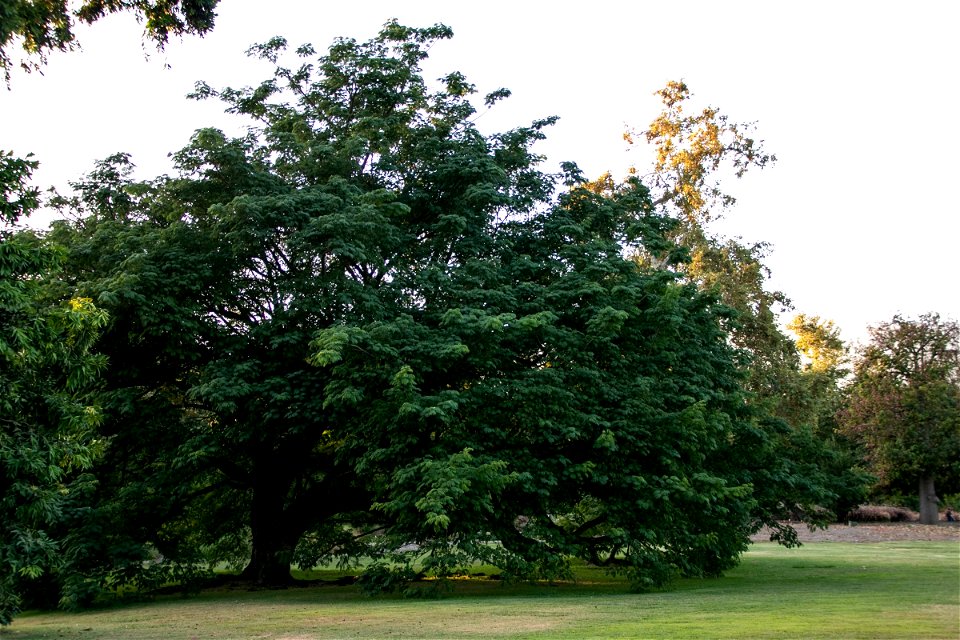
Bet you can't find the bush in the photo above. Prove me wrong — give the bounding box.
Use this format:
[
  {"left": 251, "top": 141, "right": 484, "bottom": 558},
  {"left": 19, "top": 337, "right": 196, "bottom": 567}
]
[{"left": 846, "top": 505, "right": 917, "bottom": 522}]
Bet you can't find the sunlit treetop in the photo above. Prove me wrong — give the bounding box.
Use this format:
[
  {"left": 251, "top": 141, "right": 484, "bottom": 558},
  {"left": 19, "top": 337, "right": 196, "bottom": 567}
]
[
  {"left": 626, "top": 80, "right": 776, "bottom": 225},
  {"left": 787, "top": 313, "right": 847, "bottom": 375}
]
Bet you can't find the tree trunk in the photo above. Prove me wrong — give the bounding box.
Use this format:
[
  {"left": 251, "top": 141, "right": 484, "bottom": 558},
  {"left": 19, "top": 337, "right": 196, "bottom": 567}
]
[
  {"left": 236, "top": 447, "right": 366, "bottom": 585},
  {"left": 242, "top": 526, "right": 296, "bottom": 585},
  {"left": 918, "top": 476, "right": 939, "bottom": 525},
  {"left": 241, "top": 465, "right": 297, "bottom": 585}
]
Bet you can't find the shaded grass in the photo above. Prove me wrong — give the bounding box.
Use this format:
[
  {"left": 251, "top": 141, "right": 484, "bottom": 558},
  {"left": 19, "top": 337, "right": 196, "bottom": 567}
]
[{"left": 3, "top": 542, "right": 958, "bottom": 639}]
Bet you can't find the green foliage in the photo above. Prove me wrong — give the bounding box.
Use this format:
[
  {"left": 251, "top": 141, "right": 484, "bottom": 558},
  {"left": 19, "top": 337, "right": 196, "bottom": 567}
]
[
  {"left": 0, "top": 152, "right": 40, "bottom": 224},
  {"left": 355, "top": 563, "right": 420, "bottom": 597},
  {"left": 0, "top": 0, "right": 220, "bottom": 81},
  {"left": 304, "top": 140, "right": 787, "bottom": 590},
  {"left": 0, "top": 155, "right": 107, "bottom": 625}
]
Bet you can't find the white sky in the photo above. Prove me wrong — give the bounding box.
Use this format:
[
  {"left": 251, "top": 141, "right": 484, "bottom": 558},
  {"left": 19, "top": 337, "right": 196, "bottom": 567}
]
[{"left": 2, "top": 0, "right": 957, "bottom": 346}]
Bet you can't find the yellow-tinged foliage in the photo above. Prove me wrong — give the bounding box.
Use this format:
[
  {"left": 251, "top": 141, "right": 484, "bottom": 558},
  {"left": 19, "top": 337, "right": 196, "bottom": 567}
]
[
  {"left": 787, "top": 314, "right": 846, "bottom": 374},
  {"left": 626, "top": 80, "right": 775, "bottom": 225}
]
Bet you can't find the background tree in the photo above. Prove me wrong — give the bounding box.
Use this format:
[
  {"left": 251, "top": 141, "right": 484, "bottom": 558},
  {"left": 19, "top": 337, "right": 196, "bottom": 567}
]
[
  {"left": 0, "top": 152, "right": 107, "bottom": 625},
  {"left": 0, "top": 0, "right": 220, "bottom": 80},
  {"left": 627, "top": 81, "right": 794, "bottom": 410},
  {"left": 841, "top": 313, "right": 960, "bottom": 524},
  {"left": 629, "top": 82, "right": 795, "bottom": 407},
  {"left": 627, "top": 81, "right": 863, "bottom": 526}
]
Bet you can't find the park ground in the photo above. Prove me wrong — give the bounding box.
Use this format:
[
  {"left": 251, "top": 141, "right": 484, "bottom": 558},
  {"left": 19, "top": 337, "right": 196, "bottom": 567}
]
[
  {"left": 751, "top": 520, "right": 960, "bottom": 543},
  {"left": 3, "top": 523, "right": 958, "bottom": 640}
]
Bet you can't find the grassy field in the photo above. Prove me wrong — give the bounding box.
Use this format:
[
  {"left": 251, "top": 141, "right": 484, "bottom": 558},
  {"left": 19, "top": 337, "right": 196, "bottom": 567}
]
[{"left": 3, "top": 542, "right": 958, "bottom": 639}]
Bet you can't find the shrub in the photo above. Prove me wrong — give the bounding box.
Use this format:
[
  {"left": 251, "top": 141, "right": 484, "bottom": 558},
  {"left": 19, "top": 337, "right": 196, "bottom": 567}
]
[{"left": 846, "top": 505, "right": 918, "bottom": 522}]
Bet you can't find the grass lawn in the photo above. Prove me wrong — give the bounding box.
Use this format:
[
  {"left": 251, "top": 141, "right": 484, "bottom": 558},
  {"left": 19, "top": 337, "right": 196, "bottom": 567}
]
[{"left": 3, "top": 542, "right": 958, "bottom": 639}]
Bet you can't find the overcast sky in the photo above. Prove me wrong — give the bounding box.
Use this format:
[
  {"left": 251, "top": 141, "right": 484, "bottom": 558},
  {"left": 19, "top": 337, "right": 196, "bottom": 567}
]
[{"left": 2, "top": 0, "right": 957, "bottom": 346}]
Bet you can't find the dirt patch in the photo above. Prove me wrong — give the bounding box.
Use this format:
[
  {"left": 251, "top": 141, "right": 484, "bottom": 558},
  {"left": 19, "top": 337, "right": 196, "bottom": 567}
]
[
  {"left": 427, "top": 618, "right": 557, "bottom": 636},
  {"left": 751, "top": 522, "right": 960, "bottom": 543}
]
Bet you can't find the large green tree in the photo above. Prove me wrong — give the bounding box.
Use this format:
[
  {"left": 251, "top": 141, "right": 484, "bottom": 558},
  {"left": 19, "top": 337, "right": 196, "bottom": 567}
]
[
  {"left": 841, "top": 313, "right": 960, "bottom": 524},
  {"left": 0, "top": 152, "right": 107, "bottom": 624},
  {"left": 47, "top": 22, "right": 826, "bottom": 594}
]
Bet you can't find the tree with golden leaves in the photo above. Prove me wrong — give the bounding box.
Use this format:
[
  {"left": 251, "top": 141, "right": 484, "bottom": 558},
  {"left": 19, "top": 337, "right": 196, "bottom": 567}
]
[{"left": 626, "top": 80, "right": 775, "bottom": 225}]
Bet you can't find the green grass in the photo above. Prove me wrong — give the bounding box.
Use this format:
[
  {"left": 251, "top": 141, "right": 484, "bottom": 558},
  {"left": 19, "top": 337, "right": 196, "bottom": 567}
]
[{"left": 3, "top": 542, "right": 958, "bottom": 639}]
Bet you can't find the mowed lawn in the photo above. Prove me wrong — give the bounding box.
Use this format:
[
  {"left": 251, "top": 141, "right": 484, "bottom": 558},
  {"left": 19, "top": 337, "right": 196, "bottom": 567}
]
[{"left": 5, "top": 542, "right": 958, "bottom": 639}]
